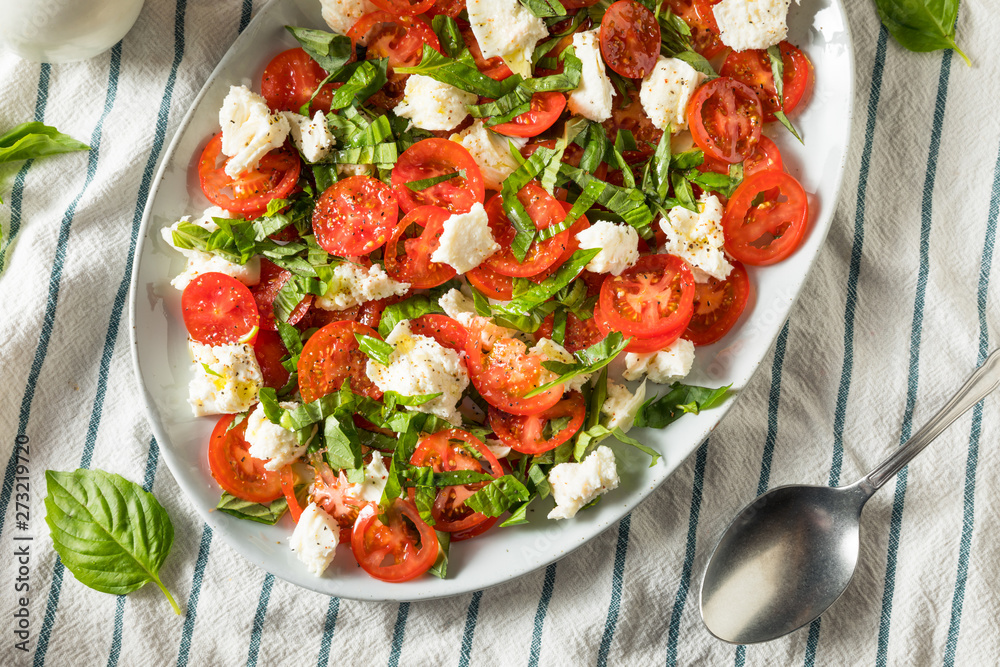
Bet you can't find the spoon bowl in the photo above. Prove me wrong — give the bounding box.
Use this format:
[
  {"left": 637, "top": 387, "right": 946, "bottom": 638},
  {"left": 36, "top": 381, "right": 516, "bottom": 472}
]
[
  {"left": 700, "top": 349, "right": 1000, "bottom": 645},
  {"left": 700, "top": 482, "right": 871, "bottom": 644}
]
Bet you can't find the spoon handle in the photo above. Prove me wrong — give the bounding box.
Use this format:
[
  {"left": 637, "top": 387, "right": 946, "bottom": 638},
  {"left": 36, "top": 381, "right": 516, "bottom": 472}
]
[{"left": 866, "top": 348, "right": 1000, "bottom": 490}]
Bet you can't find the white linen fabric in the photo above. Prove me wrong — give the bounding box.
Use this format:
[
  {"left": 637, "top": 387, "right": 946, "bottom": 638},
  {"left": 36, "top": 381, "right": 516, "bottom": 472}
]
[{"left": 1, "top": 1, "right": 999, "bottom": 665}]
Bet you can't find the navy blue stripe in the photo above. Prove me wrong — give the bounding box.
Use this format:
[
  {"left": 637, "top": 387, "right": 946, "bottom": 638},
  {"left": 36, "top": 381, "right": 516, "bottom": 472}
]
[
  {"left": 176, "top": 524, "right": 213, "bottom": 667},
  {"left": 105, "top": 438, "right": 161, "bottom": 665},
  {"left": 664, "top": 440, "right": 709, "bottom": 667},
  {"left": 733, "top": 319, "right": 791, "bottom": 666},
  {"left": 246, "top": 574, "right": 274, "bottom": 667},
  {"left": 596, "top": 514, "right": 632, "bottom": 666},
  {"left": 315, "top": 597, "right": 341, "bottom": 667},
  {"left": 875, "top": 49, "right": 953, "bottom": 667},
  {"left": 0, "top": 64, "right": 51, "bottom": 274},
  {"left": 387, "top": 603, "right": 410, "bottom": 667},
  {"left": 105, "top": 596, "right": 126, "bottom": 667},
  {"left": 0, "top": 66, "right": 52, "bottom": 538},
  {"left": 756, "top": 320, "right": 790, "bottom": 495},
  {"left": 941, "top": 141, "right": 1000, "bottom": 666},
  {"left": 240, "top": 0, "right": 254, "bottom": 33},
  {"left": 28, "top": 45, "right": 123, "bottom": 667},
  {"left": 457, "top": 591, "right": 483, "bottom": 667},
  {"left": 803, "top": 26, "right": 890, "bottom": 666},
  {"left": 527, "top": 564, "right": 557, "bottom": 667}
]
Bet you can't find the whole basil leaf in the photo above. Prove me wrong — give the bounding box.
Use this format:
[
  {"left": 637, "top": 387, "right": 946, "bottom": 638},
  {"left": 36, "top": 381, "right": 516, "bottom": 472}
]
[
  {"left": 0, "top": 122, "right": 89, "bottom": 164},
  {"left": 873, "top": 0, "right": 970, "bottom": 65},
  {"left": 44, "top": 469, "right": 180, "bottom": 614},
  {"left": 284, "top": 26, "right": 354, "bottom": 73}
]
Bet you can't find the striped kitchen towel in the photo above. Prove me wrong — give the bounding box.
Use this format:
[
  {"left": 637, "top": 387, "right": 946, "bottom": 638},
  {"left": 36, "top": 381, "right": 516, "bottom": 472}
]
[{"left": 1, "top": 0, "right": 998, "bottom": 664}]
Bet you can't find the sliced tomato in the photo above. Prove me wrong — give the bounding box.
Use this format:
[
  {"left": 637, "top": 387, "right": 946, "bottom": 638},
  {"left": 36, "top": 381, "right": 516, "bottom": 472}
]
[
  {"left": 182, "top": 272, "right": 260, "bottom": 345},
  {"left": 528, "top": 201, "right": 590, "bottom": 283},
  {"left": 426, "top": 0, "right": 466, "bottom": 17},
  {"left": 392, "top": 138, "right": 485, "bottom": 214},
  {"left": 352, "top": 499, "right": 439, "bottom": 582},
  {"left": 310, "top": 464, "right": 366, "bottom": 542},
  {"left": 484, "top": 183, "right": 570, "bottom": 278},
  {"left": 602, "top": 93, "right": 663, "bottom": 150},
  {"left": 666, "top": 0, "right": 725, "bottom": 59},
  {"left": 465, "top": 319, "right": 564, "bottom": 415},
  {"left": 593, "top": 304, "right": 685, "bottom": 352},
  {"left": 722, "top": 169, "right": 808, "bottom": 265},
  {"left": 743, "top": 135, "right": 784, "bottom": 176},
  {"left": 197, "top": 133, "right": 301, "bottom": 217},
  {"left": 489, "top": 392, "right": 586, "bottom": 454},
  {"left": 312, "top": 175, "right": 399, "bottom": 256},
  {"left": 251, "top": 258, "right": 311, "bottom": 331},
  {"left": 254, "top": 329, "right": 291, "bottom": 389},
  {"left": 461, "top": 27, "right": 513, "bottom": 80},
  {"left": 683, "top": 261, "right": 750, "bottom": 345},
  {"left": 349, "top": 12, "right": 441, "bottom": 68},
  {"left": 409, "top": 429, "right": 501, "bottom": 533},
  {"left": 450, "top": 516, "right": 499, "bottom": 541},
  {"left": 371, "top": 0, "right": 436, "bottom": 16},
  {"left": 410, "top": 314, "right": 468, "bottom": 351},
  {"left": 535, "top": 311, "right": 604, "bottom": 353},
  {"left": 298, "top": 320, "right": 384, "bottom": 402},
  {"left": 491, "top": 92, "right": 567, "bottom": 138},
  {"left": 383, "top": 206, "right": 457, "bottom": 288},
  {"left": 600, "top": 0, "right": 660, "bottom": 79},
  {"left": 719, "top": 42, "right": 811, "bottom": 122},
  {"left": 261, "top": 48, "right": 338, "bottom": 114},
  {"left": 687, "top": 77, "right": 763, "bottom": 164},
  {"left": 466, "top": 262, "right": 514, "bottom": 300},
  {"left": 209, "top": 415, "right": 283, "bottom": 503},
  {"left": 597, "top": 254, "right": 696, "bottom": 338}
]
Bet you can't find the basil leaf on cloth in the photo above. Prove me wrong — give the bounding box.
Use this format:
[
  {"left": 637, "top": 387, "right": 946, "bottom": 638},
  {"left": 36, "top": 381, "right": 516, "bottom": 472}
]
[
  {"left": 44, "top": 469, "right": 180, "bottom": 614},
  {"left": 874, "top": 0, "right": 970, "bottom": 65}
]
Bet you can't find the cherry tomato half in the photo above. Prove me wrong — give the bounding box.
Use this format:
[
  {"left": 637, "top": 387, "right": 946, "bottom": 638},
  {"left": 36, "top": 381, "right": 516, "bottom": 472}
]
[
  {"left": 209, "top": 415, "right": 283, "bottom": 503},
  {"left": 197, "top": 133, "right": 301, "bottom": 217},
  {"left": 722, "top": 169, "right": 808, "bottom": 265},
  {"left": 687, "top": 77, "right": 763, "bottom": 164},
  {"left": 352, "top": 499, "right": 439, "bottom": 582},
  {"left": 261, "top": 48, "right": 338, "bottom": 114},
  {"left": 392, "top": 138, "right": 485, "bottom": 214},
  {"left": 182, "top": 272, "right": 260, "bottom": 346},
  {"left": 719, "top": 42, "right": 811, "bottom": 123},
  {"left": 312, "top": 175, "right": 399, "bottom": 257}
]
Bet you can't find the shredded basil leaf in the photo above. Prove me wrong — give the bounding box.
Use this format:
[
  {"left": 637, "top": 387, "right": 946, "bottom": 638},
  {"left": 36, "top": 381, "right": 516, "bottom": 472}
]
[
  {"left": 355, "top": 333, "right": 394, "bottom": 366},
  {"left": 634, "top": 382, "right": 731, "bottom": 429},
  {"left": 216, "top": 493, "right": 288, "bottom": 525},
  {"left": 464, "top": 475, "right": 531, "bottom": 516}
]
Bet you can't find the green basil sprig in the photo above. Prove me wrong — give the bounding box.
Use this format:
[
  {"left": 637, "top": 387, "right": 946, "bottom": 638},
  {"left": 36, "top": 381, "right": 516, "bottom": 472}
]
[
  {"left": 874, "top": 0, "right": 970, "bottom": 65},
  {"left": 44, "top": 469, "right": 180, "bottom": 614}
]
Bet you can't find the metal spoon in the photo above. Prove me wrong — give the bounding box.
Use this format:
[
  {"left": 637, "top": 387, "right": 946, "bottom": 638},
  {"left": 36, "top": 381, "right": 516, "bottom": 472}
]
[{"left": 699, "top": 348, "right": 1000, "bottom": 645}]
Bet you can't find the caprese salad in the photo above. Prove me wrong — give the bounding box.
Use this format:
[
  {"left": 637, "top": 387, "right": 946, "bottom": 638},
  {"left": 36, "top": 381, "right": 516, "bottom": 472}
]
[{"left": 161, "top": 0, "right": 811, "bottom": 582}]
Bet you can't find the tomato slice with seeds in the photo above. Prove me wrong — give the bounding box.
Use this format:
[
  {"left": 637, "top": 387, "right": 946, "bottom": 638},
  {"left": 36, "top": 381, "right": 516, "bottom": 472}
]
[
  {"left": 297, "top": 320, "right": 384, "bottom": 402},
  {"left": 352, "top": 499, "right": 439, "bottom": 582},
  {"left": 666, "top": 0, "right": 725, "bottom": 59},
  {"left": 720, "top": 42, "right": 812, "bottom": 123},
  {"left": 466, "top": 262, "right": 514, "bottom": 300},
  {"left": 410, "top": 313, "right": 468, "bottom": 351},
  {"left": 197, "top": 133, "right": 301, "bottom": 217},
  {"left": 254, "top": 329, "right": 291, "bottom": 389},
  {"left": 722, "top": 169, "right": 809, "bottom": 265},
  {"left": 426, "top": 0, "right": 466, "bottom": 17},
  {"left": 489, "top": 392, "right": 586, "bottom": 455},
  {"left": 490, "top": 92, "right": 567, "bottom": 138},
  {"left": 483, "top": 182, "right": 571, "bottom": 278},
  {"left": 348, "top": 12, "right": 441, "bottom": 68},
  {"left": 209, "top": 415, "right": 283, "bottom": 503},
  {"left": 593, "top": 303, "right": 685, "bottom": 352},
  {"left": 261, "top": 48, "right": 339, "bottom": 114},
  {"left": 371, "top": 0, "right": 436, "bottom": 16},
  {"left": 392, "top": 138, "right": 485, "bottom": 214},
  {"left": 600, "top": 0, "right": 661, "bottom": 79},
  {"left": 534, "top": 311, "right": 604, "bottom": 353},
  {"left": 683, "top": 261, "right": 751, "bottom": 345},
  {"left": 312, "top": 175, "right": 399, "bottom": 257},
  {"left": 182, "top": 272, "right": 260, "bottom": 345},
  {"left": 279, "top": 464, "right": 313, "bottom": 524},
  {"left": 687, "top": 77, "right": 763, "bottom": 164},
  {"left": 597, "top": 254, "right": 696, "bottom": 338},
  {"left": 311, "top": 464, "right": 367, "bottom": 542},
  {"left": 465, "top": 319, "right": 564, "bottom": 416},
  {"left": 251, "top": 258, "right": 311, "bottom": 331},
  {"left": 408, "top": 429, "right": 502, "bottom": 533},
  {"left": 383, "top": 205, "right": 457, "bottom": 289}
]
